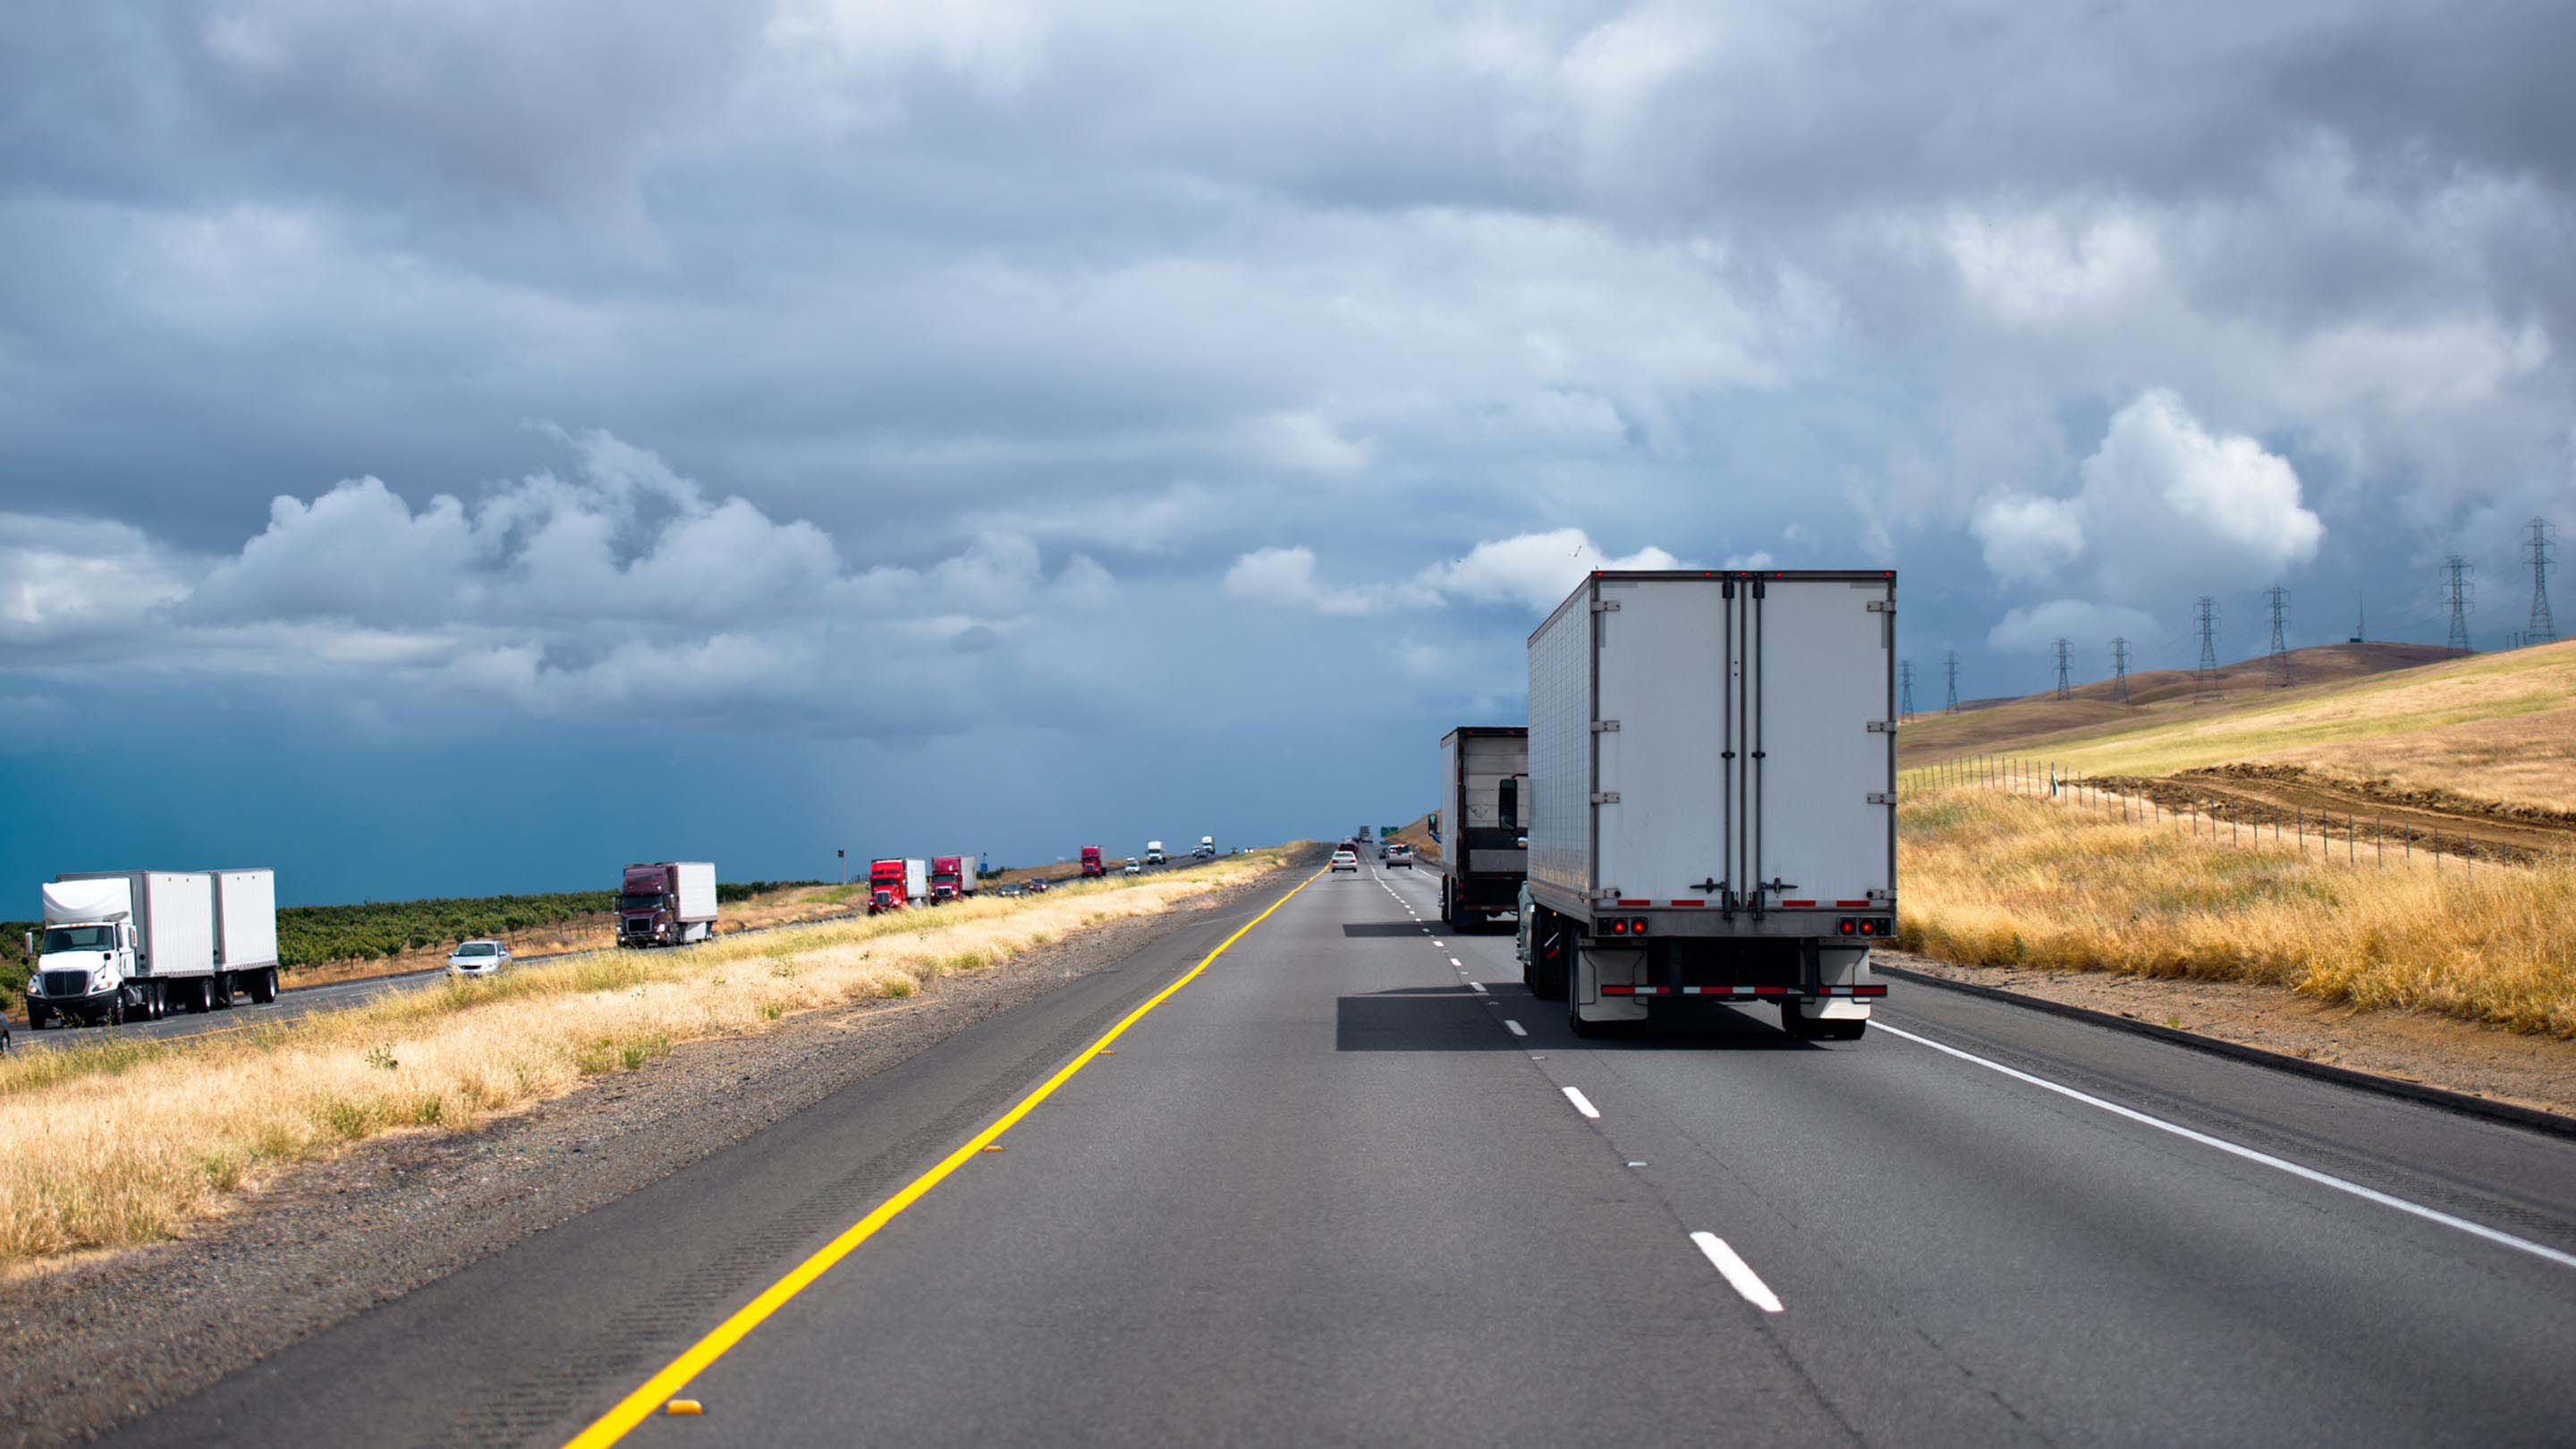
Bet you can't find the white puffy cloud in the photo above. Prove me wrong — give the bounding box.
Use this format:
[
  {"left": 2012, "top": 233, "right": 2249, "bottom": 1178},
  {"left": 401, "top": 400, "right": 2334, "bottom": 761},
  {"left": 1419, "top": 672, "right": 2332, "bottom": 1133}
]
[
  {"left": 1222, "top": 546, "right": 1432, "bottom": 615},
  {"left": 1417, "top": 529, "right": 1684, "bottom": 611},
  {"left": 1988, "top": 598, "right": 2159, "bottom": 654},
  {"left": 0, "top": 514, "right": 198, "bottom": 640},
  {"left": 1970, "top": 493, "right": 2086, "bottom": 584}
]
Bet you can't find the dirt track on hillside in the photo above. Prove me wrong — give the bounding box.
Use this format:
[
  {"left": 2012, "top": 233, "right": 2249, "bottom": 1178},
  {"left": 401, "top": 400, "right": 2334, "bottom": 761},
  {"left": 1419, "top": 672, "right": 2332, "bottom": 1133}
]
[{"left": 2089, "top": 764, "right": 2576, "bottom": 864}]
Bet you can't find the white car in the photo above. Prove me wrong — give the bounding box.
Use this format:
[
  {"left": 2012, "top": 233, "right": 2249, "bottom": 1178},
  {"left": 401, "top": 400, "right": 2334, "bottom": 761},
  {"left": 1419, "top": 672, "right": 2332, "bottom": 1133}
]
[
  {"left": 1123, "top": 860, "right": 1144, "bottom": 876},
  {"left": 1384, "top": 844, "right": 1414, "bottom": 869},
  {"left": 1329, "top": 850, "right": 1360, "bottom": 873},
  {"left": 447, "top": 939, "right": 510, "bottom": 976}
]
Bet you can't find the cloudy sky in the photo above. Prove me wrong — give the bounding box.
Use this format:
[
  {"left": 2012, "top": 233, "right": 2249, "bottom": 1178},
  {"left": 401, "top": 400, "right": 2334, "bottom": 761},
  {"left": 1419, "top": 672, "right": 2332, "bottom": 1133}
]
[{"left": 4, "top": 0, "right": 2571, "bottom": 901}]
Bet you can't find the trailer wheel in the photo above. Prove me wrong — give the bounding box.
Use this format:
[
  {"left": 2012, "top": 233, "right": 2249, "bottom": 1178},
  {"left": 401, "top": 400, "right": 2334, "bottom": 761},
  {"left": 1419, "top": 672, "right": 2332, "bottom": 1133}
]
[{"left": 251, "top": 969, "right": 278, "bottom": 1004}]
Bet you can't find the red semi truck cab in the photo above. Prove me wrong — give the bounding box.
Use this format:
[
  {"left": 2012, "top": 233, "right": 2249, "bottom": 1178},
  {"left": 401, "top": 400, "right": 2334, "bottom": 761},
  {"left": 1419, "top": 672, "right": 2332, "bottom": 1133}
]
[
  {"left": 1080, "top": 845, "right": 1105, "bottom": 878},
  {"left": 929, "top": 856, "right": 963, "bottom": 902},
  {"left": 868, "top": 859, "right": 908, "bottom": 915}
]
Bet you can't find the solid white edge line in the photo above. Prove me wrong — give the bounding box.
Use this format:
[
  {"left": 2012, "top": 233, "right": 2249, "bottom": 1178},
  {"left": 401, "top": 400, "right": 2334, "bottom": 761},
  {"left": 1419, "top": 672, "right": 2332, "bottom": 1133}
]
[
  {"left": 1504, "top": 1020, "right": 1527, "bottom": 1037},
  {"left": 1562, "top": 1086, "right": 1601, "bottom": 1119},
  {"left": 1874, "top": 1022, "right": 2576, "bottom": 1273},
  {"left": 1690, "top": 1232, "right": 1784, "bottom": 1313}
]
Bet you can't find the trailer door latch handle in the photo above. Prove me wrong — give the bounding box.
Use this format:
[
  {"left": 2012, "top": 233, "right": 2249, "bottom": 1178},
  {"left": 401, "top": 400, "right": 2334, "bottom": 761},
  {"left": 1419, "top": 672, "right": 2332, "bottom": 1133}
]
[
  {"left": 1867, "top": 720, "right": 1894, "bottom": 733},
  {"left": 1590, "top": 792, "right": 1622, "bottom": 804},
  {"left": 1591, "top": 600, "right": 1622, "bottom": 613},
  {"left": 1591, "top": 720, "right": 1620, "bottom": 733},
  {"left": 1867, "top": 792, "right": 1894, "bottom": 805}
]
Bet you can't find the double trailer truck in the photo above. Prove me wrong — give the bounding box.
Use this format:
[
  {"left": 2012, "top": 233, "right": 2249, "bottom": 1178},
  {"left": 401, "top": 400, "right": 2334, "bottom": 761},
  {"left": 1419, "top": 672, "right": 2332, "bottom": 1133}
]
[
  {"left": 929, "top": 855, "right": 979, "bottom": 903},
  {"left": 869, "top": 858, "right": 930, "bottom": 913},
  {"left": 1518, "top": 571, "right": 1895, "bottom": 1040},
  {"left": 617, "top": 861, "right": 717, "bottom": 946},
  {"left": 24, "top": 869, "right": 279, "bottom": 1026},
  {"left": 1437, "top": 726, "right": 1529, "bottom": 932}
]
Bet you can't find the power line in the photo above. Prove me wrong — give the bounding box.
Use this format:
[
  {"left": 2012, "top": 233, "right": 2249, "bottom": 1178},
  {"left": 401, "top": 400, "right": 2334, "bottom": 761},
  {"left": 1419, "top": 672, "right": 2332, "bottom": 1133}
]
[
  {"left": 1943, "top": 649, "right": 1960, "bottom": 713},
  {"left": 2193, "top": 597, "right": 2221, "bottom": 701},
  {"left": 1899, "top": 660, "right": 1917, "bottom": 721},
  {"left": 2445, "top": 555, "right": 2474, "bottom": 651},
  {"left": 2110, "top": 636, "right": 2131, "bottom": 705},
  {"left": 2050, "top": 637, "right": 2073, "bottom": 700},
  {"left": 2264, "top": 585, "right": 2292, "bottom": 688},
  {"left": 2528, "top": 516, "right": 2558, "bottom": 646}
]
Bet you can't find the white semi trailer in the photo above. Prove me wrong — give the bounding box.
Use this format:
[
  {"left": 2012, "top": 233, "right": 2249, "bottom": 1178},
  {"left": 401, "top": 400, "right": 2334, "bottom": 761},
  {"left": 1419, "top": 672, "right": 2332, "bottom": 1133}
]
[
  {"left": 1437, "top": 726, "right": 1529, "bottom": 931},
  {"left": 23, "top": 868, "right": 280, "bottom": 1026},
  {"left": 1518, "top": 571, "right": 1895, "bottom": 1039}
]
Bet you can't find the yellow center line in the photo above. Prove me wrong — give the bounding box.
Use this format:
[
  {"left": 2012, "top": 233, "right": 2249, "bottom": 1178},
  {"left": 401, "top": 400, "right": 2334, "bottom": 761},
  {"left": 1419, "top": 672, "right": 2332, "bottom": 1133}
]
[{"left": 562, "top": 867, "right": 1322, "bottom": 1449}]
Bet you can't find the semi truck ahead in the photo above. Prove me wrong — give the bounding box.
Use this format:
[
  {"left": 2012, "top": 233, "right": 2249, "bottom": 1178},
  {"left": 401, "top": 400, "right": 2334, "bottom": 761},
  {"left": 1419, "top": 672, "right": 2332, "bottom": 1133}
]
[
  {"left": 1196, "top": 835, "right": 1216, "bottom": 858},
  {"left": 869, "top": 858, "right": 930, "bottom": 913},
  {"left": 1517, "top": 571, "right": 1895, "bottom": 1039},
  {"left": 929, "top": 855, "right": 979, "bottom": 902},
  {"left": 1079, "top": 846, "right": 1106, "bottom": 878},
  {"left": 23, "top": 868, "right": 279, "bottom": 1026},
  {"left": 1144, "top": 841, "right": 1166, "bottom": 866},
  {"left": 1437, "top": 726, "right": 1529, "bottom": 932},
  {"left": 617, "top": 861, "right": 717, "bottom": 946}
]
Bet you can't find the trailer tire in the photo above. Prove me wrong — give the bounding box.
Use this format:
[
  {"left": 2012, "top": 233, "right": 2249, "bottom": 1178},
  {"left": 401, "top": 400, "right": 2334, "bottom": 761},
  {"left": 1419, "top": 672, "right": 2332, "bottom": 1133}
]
[{"left": 251, "top": 968, "right": 278, "bottom": 1004}]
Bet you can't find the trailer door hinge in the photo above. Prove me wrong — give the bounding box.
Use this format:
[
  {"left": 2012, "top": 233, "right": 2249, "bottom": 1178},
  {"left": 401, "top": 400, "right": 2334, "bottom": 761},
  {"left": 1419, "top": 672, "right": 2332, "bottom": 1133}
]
[
  {"left": 1591, "top": 720, "right": 1620, "bottom": 733},
  {"left": 1867, "top": 792, "right": 1895, "bottom": 805},
  {"left": 1868, "top": 600, "right": 1894, "bottom": 614},
  {"left": 1590, "top": 792, "right": 1622, "bottom": 805},
  {"left": 1590, "top": 599, "right": 1622, "bottom": 613},
  {"left": 1867, "top": 720, "right": 1894, "bottom": 733}
]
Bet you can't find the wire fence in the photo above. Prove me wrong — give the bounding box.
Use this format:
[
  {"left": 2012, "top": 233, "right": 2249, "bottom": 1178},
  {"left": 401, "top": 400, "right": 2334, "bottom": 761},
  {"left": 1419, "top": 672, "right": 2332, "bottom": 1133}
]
[{"left": 1898, "top": 754, "right": 2560, "bottom": 877}]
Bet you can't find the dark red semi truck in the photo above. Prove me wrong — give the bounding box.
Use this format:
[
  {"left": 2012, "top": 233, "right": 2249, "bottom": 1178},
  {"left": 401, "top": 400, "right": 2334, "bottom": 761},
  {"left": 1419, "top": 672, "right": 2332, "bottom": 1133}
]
[
  {"left": 1080, "top": 845, "right": 1106, "bottom": 878},
  {"left": 929, "top": 855, "right": 979, "bottom": 903},
  {"left": 618, "top": 861, "right": 717, "bottom": 946}
]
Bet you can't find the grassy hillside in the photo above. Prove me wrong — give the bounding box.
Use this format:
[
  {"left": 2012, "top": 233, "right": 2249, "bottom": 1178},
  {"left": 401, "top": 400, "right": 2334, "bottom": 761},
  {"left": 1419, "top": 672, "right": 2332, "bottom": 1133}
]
[{"left": 1894, "top": 640, "right": 2576, "bottom": 1038}]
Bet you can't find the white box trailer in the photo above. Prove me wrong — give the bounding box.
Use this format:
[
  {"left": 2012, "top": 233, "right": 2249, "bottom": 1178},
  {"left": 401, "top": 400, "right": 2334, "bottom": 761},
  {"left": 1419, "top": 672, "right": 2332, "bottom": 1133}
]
[
  {"left": 213, "top": 869, "right": 280, "bottom": 976},
  {"left": 1437, "top": 726, "right": 1529, "bottom": 931},
  {"left": 1520, "top": 570, "right": 1895, "bottom": 1039}
]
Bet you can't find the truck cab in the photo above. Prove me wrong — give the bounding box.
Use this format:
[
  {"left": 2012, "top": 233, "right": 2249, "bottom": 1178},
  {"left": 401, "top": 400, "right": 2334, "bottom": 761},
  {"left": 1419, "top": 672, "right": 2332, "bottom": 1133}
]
[
  {"left": 26, "top": 915, "right": 134, "bottom": 1027},
  {"left": 1145, "top": 841, "right": 1166, "bottom": 866},
  {"left": 1196, "top": 835, "right": 1216, "bottom": 858},
  {"left": 1080, "top": 846, "right": 1106, "bottom": 877},
  {"left": 929, "top": 856, "right": 964, "bottom": 902},
  {"left": 868, "top": 859, "right": 909, "bottom": 914}
]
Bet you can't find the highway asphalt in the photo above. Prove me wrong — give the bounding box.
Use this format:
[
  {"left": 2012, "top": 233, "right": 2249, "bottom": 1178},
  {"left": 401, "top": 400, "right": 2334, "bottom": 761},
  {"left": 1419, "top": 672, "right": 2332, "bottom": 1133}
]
[{"left": 105, "top": 859, "right": 2576, "bottom": 1447}]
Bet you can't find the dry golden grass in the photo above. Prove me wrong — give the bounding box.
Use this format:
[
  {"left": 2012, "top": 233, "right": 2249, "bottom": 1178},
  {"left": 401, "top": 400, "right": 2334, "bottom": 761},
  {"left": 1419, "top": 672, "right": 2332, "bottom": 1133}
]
[
  {"left": 1896, "top": 787, "right": 2576, "bottom": 1038},
  {"left": 0, "top": 853, "right": 1291, "bottom": 1269},
  {"left": 1904, "top": 640, "right": 2576, "bottom": 812}
]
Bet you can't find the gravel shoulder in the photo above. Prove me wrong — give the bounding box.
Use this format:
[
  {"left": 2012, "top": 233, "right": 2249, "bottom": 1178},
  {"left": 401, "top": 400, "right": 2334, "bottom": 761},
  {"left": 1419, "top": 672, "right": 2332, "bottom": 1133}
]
[
  {"left": 0, "top": 858, "right": 1299, "bottom": 1448},
  {"left": 1880, "top": 948, "right": 2576, "bottom": 1118}
]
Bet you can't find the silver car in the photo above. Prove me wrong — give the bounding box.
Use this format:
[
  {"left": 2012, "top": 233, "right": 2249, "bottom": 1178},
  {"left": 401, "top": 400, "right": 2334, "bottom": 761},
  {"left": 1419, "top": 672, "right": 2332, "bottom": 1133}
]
[
  {"left": 1329, "top": 850, "right": 1360, "bottom": 873},
  {"left": 446, "top": 939, "right": 510, "bottom": 976}
]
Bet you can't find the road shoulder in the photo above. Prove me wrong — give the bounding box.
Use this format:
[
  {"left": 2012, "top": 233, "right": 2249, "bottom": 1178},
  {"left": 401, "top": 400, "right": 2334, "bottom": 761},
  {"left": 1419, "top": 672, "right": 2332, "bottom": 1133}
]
[{"left": 0, "top": 858, "right": 1301, "bottom": 1448}]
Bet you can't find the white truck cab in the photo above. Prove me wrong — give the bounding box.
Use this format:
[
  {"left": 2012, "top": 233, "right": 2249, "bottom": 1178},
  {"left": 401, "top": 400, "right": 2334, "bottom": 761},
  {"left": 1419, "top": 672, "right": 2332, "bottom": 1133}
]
[{"left": 1145, "top": 840, "right": 1167, "bottom": 865}]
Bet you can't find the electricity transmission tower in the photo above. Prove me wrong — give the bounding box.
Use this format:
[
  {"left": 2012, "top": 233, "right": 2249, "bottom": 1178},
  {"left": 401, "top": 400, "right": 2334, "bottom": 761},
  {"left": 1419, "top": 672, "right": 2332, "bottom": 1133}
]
[
  {"left": 2264, "top": 585, "right": 2292, "bottom": 687},
  {"left": 1899, "top": 660, "right": 1917, "bottom": 721},
  {"left": 2110, "top": 637, "right": 2131, "bottom": 704},
  {"left": 1943, "top": 650, "right": 1960, "bottom": 713},
  {"left": 2193, "top": 597, "right": 2222, "bottom": 700},
  {"left": 2529, "top": 516, "right": 2559, "bottom": 646},
  {"left": 2050, "top": 638, "right": 2073, "bottom": 700},
  {"left": 2444, "top": 555, "right": 2474, "bottom": 651}
]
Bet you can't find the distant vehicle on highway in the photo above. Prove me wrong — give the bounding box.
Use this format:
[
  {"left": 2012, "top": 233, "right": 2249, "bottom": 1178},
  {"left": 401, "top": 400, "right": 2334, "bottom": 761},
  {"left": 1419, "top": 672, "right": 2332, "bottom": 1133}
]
[
  {"left": 1195, "top": 835, "right": 1216, "bottom": 858},
  {"left": 1384, "top": 844, "right": 1414, "bottom": 869},
  {"left": 929, "top": 855, "right": 979, "bottom": 904},
  {"left": 1122, "top": 860, "right": 1143, "bottom": 877},
  {"left": 1329, "top": 850, "right": 1360, "bottom": 873},
  {"left": 1145, "top": 840, "right": 1167, "bottom": 865},
  {"left": 447, "top": 940, "right": 510, "bottom": 976},
  {"left": 996, "top": 884, "right": 1025, "bottom": 898},
  {"left": 869, "top": 858, "right": 929, "bottom": 914},
  {"left": 617, "top": 861, "right": 716, "bottom": 947},
  {"left": 24, "top": 868, "right": 277, "bottom": 1026},
  {"left": 1438, "top": 726, "right": 1529, "bottom": 933},
  {"left": 1079, "top": 846, "right": 1106, "bottom": 878},
  {"left": 1027, "top": 877, "right": 1050, "bottom": 894}
]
